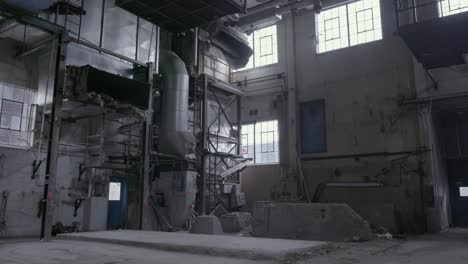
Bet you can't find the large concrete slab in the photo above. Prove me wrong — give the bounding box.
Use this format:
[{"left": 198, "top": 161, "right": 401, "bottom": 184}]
[
  {"left": 253, "top": 202, "right": 373, "bottom": 242},
  {"left": 58, "top": 230, "right": 327, "bottom": 261},
  {"left": 0, "top": 240, "right": 270, "bottom": 264}
]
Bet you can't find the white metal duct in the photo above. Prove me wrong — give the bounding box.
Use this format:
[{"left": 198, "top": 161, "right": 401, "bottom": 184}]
[{"left": 159, "top": 50, "right": 192, "bottom": 158}]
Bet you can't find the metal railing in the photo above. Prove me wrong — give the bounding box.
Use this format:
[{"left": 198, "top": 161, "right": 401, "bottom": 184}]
[{"left": 202, "top": 52, "right": 243, "bottom": 84}]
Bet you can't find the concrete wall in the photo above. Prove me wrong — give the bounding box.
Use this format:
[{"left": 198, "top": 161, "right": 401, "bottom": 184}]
[
  {"left": 0, "top": 39, "right": 88, "bottom": 237},
  {"left": 240, "top": 164, "right": 282, "bottom": 212},
  {"left": 235, "top": 0, "right": 457, "bottom": 234}
]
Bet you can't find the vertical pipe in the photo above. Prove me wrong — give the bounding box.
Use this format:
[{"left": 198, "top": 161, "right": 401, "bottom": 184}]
[
  {"left": 236, "top": 94, "right": 242, "bottom": 183},
  {"left": 99, "top": 0, "right": 106, "bottom": 51},
  {"left": 193, "top": 27, "right": 199, "bottom": 68},
  {"left": 200, "top": 75, "right": 208, "bottom": 215},
  {"left": 135, "top": 16, "right": 140, "bottom": 61},
  {"left": 41, "top": 33, "right": 67, "bottom": 241},
  {"left": 412, "top": 0, "right": 417, "bottom": 23},
  {"left": 140, "top": 62, "right": 154, "bottom": 230},
  {"left": 78, "top": 0, "right": 84, "bottom": 42},
  {"left": 64, "top": 0, "right": 70, "bottom": 30},
  {"left": 154, "top": 26, "right": 160, "bottom": 74}
]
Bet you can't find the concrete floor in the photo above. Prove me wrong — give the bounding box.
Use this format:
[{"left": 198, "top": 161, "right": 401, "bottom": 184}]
[
  {"left": 58, "top": 230, "right": 327, "bottom": 261},
  {"left": 0, "top": 240, "right": 269, "bottom": 264},
  {"left": 297, "top": 229, "right": 468, "bottom": 264},
  {"left": 0, "top": 229, "right": 467, "bottom": 264}
]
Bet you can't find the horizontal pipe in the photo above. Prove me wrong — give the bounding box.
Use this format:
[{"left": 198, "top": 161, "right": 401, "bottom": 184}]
[
  {"left": 302, "top": 148, "right": 430, "bottom": 161},
  {"left": 401, "top": 92, "right": 468, "bottom": 106},
  {"left": 325, "top": 182, "right": 384, "bottom": 187},
  {"left": 209, "top": 78, "right": 245, "bottom": 96}
]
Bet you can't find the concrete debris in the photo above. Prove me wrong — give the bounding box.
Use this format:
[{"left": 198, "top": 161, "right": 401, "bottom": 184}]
[
  {"left": 219, "top": 212, "right": 254, "bottom": 233},
  {"left": 190, "top": 215, "right": 224, "bottom": 235},
  {"left": 253, "top": 202, "right": 373, "bottom": 242},
  {"left": 376, "top": 233, "right": 393, "bottom": 240}
]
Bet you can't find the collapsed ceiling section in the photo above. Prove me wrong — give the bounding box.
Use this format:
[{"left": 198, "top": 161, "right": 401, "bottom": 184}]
[{"left": 116, "top": 0, "right": 247, "bottom": 32}]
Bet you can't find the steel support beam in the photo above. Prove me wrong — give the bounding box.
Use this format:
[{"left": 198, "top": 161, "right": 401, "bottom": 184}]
[
  {"left": 200, "top": 74, "right": 208, "bottom": 215},
  {"left": 140, "top": 62, "right": 154, "bottom": 230},
  {"left": 40, "top": 33, "right": 67, "bottom": 241}
]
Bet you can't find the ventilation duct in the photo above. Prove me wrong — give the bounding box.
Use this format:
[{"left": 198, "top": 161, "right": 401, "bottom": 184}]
[
  {"left": 238, "top": 0, "right": 322, "bottom": 31},
  {"left": 159, "top": 50, "right": 193, "bottom": 158},
  {"left": 0, "top": 0, "right": 51, "bottom": 14},
  {"left": 202, "top": 22, "right": 253, "bottom": 69}
]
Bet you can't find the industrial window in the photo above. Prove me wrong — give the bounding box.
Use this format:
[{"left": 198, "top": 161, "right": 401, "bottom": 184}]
[
  {"left": 237, "top": 25, "right": 278, "bottom": 71},
  {"left": 300, "top": 100, "right": 326, "bottom": 154},
  {"left": 241, "top": 120, "right": 279, "bottom": 164},
  {"left": 316, "top": 0, "right": 382, "bottom": 53},
  {"left": 439, "top": 0, "right": 468, "bottom": 17},
  {"left": 108, "top": 182, "right": 121, "bottom": 201},
  {"left": 460, "top": 187, "right": 468, "bottom": 197},
  {"left": 0, "top": 82, "right": 36, "bottom": 149}
]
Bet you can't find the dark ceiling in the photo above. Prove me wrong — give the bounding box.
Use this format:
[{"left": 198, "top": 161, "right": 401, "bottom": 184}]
[{"left": 116, "top": 0, "right": 246, "bottom": 32}]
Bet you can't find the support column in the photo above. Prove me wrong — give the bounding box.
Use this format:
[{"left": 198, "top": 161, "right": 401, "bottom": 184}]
[
  {"left": 141, "top": 62, "right": 154, "bottom": 230},
  {"left": 285, "top": 13, "right": 298, "bottom": 187},
  {"left": 41, "top": 33, "right": 67, "bottom": 241},
  {"left": 200, "top": 75, "right": 208, "bottom": 215}
]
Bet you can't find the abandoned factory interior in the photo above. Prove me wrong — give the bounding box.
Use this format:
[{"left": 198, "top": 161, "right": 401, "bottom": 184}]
[{"left": 0, "top": 0, "right": 468, "bottom": 263}]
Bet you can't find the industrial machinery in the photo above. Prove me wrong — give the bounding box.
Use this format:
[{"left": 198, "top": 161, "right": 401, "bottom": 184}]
[{"left": 0, "top": 0, "right": 253, "bottom": 235}]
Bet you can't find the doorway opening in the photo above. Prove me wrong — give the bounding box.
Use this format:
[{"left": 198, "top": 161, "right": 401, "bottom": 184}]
[
  {"left": 435, "top": 112, "right": 468, "bottom": 227},
  {"left": 107, "top": 177, "right": 128, "bottom": 230}
]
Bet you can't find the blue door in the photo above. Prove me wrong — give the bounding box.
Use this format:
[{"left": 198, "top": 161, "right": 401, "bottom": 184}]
[
  {"left": 107, "top": 177, "right": 127, "bottom": 230},
  {"left": 447, "top": 160, "right": 468, "bottom": 227}
]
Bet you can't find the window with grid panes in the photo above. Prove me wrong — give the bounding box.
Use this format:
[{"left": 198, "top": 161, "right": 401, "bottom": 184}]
[
  {"left": 316, "top": 0, "right": 382, "bottom": 54},
  {"left": 236, "top": 25, "right": 278, "bottom": 71},
  {"left": 439, "top": 0, "right": 468, "bottom": 17},
  {"left": 241, "top": 120, "right": 279, "bottom": 164},
  {"left": 0, "top": 82, "right": 36, "bottom": 148}
]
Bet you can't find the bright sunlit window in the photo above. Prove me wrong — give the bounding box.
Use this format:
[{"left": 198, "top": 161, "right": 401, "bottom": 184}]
[
  {"left": 109, "top": 182, "right": 121, "bottom": 201},
  {"left": 460, "top": 187, "right": 468, "bottom": 197},
  {"left": 439, "top": 0, "right": 468, "bottom": 17},
  {"left": 316, "top": 0, "right": 382, "bottom": 53},
  {"left": 237, "top": 25, "right": 278, "bottom": 71},
  {"left": 241, "top": 120, "right": 279, "bottom": 164}
]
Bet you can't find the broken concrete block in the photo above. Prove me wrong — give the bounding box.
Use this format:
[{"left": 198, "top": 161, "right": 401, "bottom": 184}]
[
  {"left": 253, "top": 202, "right": 373, "bottom": 242},
  {"left": 190, "top": 215, "right": 224, "bottom": 235},
  {"left": 219, "top": 212, "right": 254, "bottom": 233}
]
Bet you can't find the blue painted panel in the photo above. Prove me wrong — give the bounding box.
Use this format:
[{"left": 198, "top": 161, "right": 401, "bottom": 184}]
[{"left": 300, "top": 100, "right": 326, "bottom": 154}]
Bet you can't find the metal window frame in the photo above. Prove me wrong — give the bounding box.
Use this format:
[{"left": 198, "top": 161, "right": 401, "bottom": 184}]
[
  {"left": 316, "top": 0, "right": 382, "bottom": 53},
  {"left": 355, "top": 8, "right": 375, "bottom": 34},
  {"left": 323, "top": 16, "right": 342, "bottom": 41},
  {"left": 241, "top": 120, "right": 279, "bottom": 164},
  {"left": 260, "top": 131, "right": 276, "bottom": 153},
  {"left": 247, "top": 24, "right": 278, "bottom": 69},
  {"left": 258, "top": 35, "right": 274, "bottom": 57},
  {"left": 0, "top": 98, "right": 25, "bottom": 132}
]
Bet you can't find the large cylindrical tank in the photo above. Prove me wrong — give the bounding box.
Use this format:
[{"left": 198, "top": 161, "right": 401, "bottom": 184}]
[{"left": 159, "top": 50, "right": 191, "bottom": 157}]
